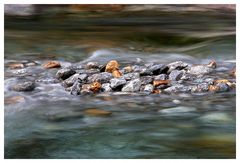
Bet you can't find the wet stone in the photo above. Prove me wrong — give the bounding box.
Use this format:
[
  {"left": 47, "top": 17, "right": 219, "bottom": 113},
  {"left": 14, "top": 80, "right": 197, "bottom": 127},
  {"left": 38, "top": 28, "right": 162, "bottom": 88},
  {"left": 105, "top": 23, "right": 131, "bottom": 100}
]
[
  {"left": 11, "top": 81, "right": 35, "bottom": 92},
  {"left": 85, "top": 62, "right": 100, "bottom": 69},
  {"left": 169, "top": 70, "right": 183, "bottom": 81},
  {"left": 122, "top": 78, "right": 141, "bottom": 92},
  {"left": 105, "top": 60, "right": 120, "bottom": 73},
  {"left": 62, "top": 74, "right": 88, "bottom": 87},
  {"left": 88, "top": 72, "right": 113, "bottom": 83},
  {"left": 101, "top": 83, "right": 112, "bottom": 92},
  {"left": 154, "top": 74, "right": 167, "bottom": 80},
  {"left": 188, "top": 65, "right": 215, "bottom": 75},
  {"left": 191, "top": 83, "right": 209, "bottom": 93},
  {"left": 70, "top": 81, "right": 82, "bottom": 95},
  {"left": 216, "top": 83, "right": 230, "bottom": 92},
  {"left": 140, "top": 76, "right": 153, "bottom": 85},
  {"left": 143, "top": 84, "right": 154, "bottom": 93},
  {"left": 123, "top": 72, "right": 140, "bottom": 81},
  {"left": 43, "top": 61, "right": 61, "bottom": 69},
  {"left": 164, "top": 84, "right": 191, "bottom": 93},
  {"left": 56, "top": 68, "right": 76, "bottom": 80},
  {"left": 8, "top": 63, "right": 24, "bottom": 69},
  {"left": 167, "top": 61, "right": 189, "bottom": 73},
  {"left": 110, "top": 77, "right": 126, "bottom": 90},
  {"left": 148, "top": 64, "right": 168, "bottom": 75}
]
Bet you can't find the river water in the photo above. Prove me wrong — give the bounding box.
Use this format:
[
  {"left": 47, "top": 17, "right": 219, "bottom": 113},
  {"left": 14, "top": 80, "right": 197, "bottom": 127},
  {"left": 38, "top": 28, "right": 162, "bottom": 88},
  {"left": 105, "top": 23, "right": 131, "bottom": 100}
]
[{"left": 4, "top": 6, "right": 236, "bottom": 158}]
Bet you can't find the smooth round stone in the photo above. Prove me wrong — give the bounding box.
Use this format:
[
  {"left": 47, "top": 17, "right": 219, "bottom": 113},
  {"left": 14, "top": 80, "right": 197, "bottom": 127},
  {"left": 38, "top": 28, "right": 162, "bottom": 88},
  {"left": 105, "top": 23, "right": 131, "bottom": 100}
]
[{"left": 11, "top": 81, "right": 35, "bottom": 92}]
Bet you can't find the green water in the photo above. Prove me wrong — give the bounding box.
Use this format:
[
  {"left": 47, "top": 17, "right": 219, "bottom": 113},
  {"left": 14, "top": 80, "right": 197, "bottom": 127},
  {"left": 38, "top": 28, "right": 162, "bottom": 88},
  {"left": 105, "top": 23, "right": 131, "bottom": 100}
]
[{"left": 4, "top": 6, "right": 236, "bottom": 158}]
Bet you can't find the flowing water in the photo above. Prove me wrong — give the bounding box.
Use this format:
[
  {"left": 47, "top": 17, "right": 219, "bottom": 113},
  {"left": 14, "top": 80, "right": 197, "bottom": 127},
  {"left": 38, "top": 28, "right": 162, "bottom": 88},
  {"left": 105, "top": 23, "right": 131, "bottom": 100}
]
[{"left": 4, "top": 6, "right": 236, "bottom": 158}]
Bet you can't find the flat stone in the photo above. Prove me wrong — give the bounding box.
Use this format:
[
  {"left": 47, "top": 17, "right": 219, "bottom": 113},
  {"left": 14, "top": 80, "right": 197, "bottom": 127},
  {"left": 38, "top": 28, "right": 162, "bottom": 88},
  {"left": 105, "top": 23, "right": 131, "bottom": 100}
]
[
  {"left": 122, "top": 78, "right": 141, "bottom": 92},
  {"left": 123, "top": 72, "right": 140, "bottom": 81},
  {"left": 167, "top": 61, "right": 188, "bottom": 73},
  {"left": 164, "top": 84, "right": 191, "bottom": 93},
  {"left": 110, "top": 77, "right": 126, "bottom": 89},
  {"left": 43, "top": 61, "right": 61, "bottom": 69},
  {"left": 148, "top": 64, "right": 168, "bottom": 75},
  {"left": 169, "top": 70, "right": 183, "bottom": 81},
  {"left": 188, "top": 65, "right": 214, "bottom": 75},
  {"left": 88, "top": 72, "right": 113, "bottom": 83},
  {"left": 101, "top": 83, "right": 112, "bottom": 92},
  {"left": 85, "top": 62, "right": 100, "bottom": 69},
  {"left": 143, "top": 84, "right": 154, "bottom": 92},
  {"left": 56, "top": 68, "right": 76, "bottom": 80},
  {"left": 154, "top": 74, "right": 167, "bottom": 80},
  {"left": 11, "top": 81, "right": 35, "bottom": 92}
]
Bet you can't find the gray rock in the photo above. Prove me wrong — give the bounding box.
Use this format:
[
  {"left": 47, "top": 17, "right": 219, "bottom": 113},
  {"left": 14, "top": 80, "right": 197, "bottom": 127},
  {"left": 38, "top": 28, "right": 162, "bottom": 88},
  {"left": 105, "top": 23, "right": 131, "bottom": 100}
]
[
  {"left": 139, "top": 68, "right": 153, "bottom": 76},
  {"left": 164, "top": 84, "right": 191, "bottom": 93},
  {"left": 101, "top": 83, "right": 112, "bottom": 92},
  {"left": 62, "top": 74, "right": 87, "bottom": 87},
  {"left": 122, "top": 78, "right": 141, "bottom": 92},
  {"left": 216, "top": 83, "right": 229, "bottom": 92},
  {"left": 70, "top": 81, "right": 82, "bottom": 95},
  {"left": 205, "top": 78, "right": 214, "bottom": 85},
  {"left": 88, "top": 72, "right": 113, "bottom": 83},
  {"left": 140, "top": 76, "right": 153, "bottom": 85},
  {"left": 85, "top": 62, "right": 100, "bottom": 69},
  {"left": 56, "top": 68, "right": 76, "bottom": 80},
  {"left": 169, "top": 70, "right": 183, "bottom": 81},
  {"left": 191, "top": 83, "right": 209, "bottom": 92},
  {"left": 132, "top": 65, "right": 145, "bottom": 72},
  {"left": 11, "top": 81, "right": 35, "bottom": 92},
  {"left": 148, "top": 64, "right": 168, "bottom": 75},
  {"left": 188, "top": 65, "right": 214, "bottom": 75},
  {"left": 123, "top": 72, "right": 140, "bottom": 81},
  {"left": 154, "top": 74, "right": 167, "bottom": 80},
  {"left": 110, "top": 77, "right": 126, "bottom": 89},
  {"left": 143, "top": 84, "right": 154, "bottom": 92},
  {"left": 167, "top": 61, "right": 188, "bottom": 73}
]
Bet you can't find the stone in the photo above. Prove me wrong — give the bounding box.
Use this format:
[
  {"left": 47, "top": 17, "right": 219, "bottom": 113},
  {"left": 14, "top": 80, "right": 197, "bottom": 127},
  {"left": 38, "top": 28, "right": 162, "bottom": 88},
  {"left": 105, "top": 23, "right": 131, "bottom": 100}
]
[
  {"left": 8, "top": 63, "right": 24, "bottom": 69},
  {"left": 11, "top": 81, "right": 35, "bottom": 92},
  {"left": 62, "top": 74, "right": 88, "bottom": 87},
  {"left": 70, "top": 81, "right": 82, "bottom": 95},
  {"left": 214, "top": 79, "right": 230, "bottom": 84},
  {"left": 153, "top": 80, "right": 170, "bottom": 87},
  {"left": 148, "top": 64, "right": 168, "bottom": 75},
  {"left": 88, "top": 72, "right": 113, "bottom": 83},
  {"left": 123, "top": 72, "right": 140, "bottom": 81},
  {"left": 143, "top": 84, "right": 154, "bottom": 92},
  {"left": 164, "top": 84, "right": 191, "bottom": 93},
  {"left": 167, "top": 61, "right": 188, "bottom": 73},
  {"left": 154, "top": 74, "right": 167, "bottom": 80},
  {"left": 139, "top": 68, "right": 153, "bottom": 76},
  {"left": 123, "top": 66, "right": 133, "bottom": 73},
  {"left": 191, "top": 83, "right": 209, "bottom": 92},
  {"left": 169, "top": 70, "right": 183, "bottom": 81},
  {"left": 132, "top": 65, "right": 145, "bottom": 72},
  {"left": 122, "top": 78, "right": 141, "bottom": 92},
  {"left": 230, "top": 68, "right": 236, "bottom": 77},
  {"left": 84, "top": 108, "right": 112, "bottom": 116},
  {"left": 85, "top": 62, "right": 100, "bottom": 69},
  {"left": 110, "top": 77, "right": 126, "bottom": 89},
  {"left": 5, "top": 96, "right": 25, "bottom": 105},
  {"left": 43, "top": 61, "right": 61, "bottom": 69},
  {"left": 101, "top": 83, "right": 112, "bottom": 92},
  {"left": 188, "top": 65, "right": 214, "bottom": 75},
  {"left": 112, "top": 70, "right": 122, "bottom": 78},
  {"left": 140, "top": 76, "right": 153, "bottom": 85},
  {"left": 105, "top": 60, "right": 120, "bottom": 73},
  {"left": 89, "top": 82, "right": 102, "bottom": 93},
  {"left": 56, "top": 68, "right": 76, "bottom": 80},
  {"left": 216, "top": 83, "right": 230, "bottom": 92}
]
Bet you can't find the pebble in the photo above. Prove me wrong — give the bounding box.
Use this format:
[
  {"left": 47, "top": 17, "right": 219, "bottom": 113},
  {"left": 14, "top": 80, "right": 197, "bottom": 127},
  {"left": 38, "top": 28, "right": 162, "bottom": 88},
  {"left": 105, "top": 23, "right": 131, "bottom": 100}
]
[
  {"left": 70, "top": 81, "right": 82, "bottom": 95},
  {"left": 153, "top": 80, "right": 170, "bottom": 87},
  {"left": 85, "top": 62, "right": 100, "bottom": 69},
  {"left": 43, "top": 61, "right": 61, "bottom": 69},
  {"left": 56, "top": 68, "right": 76, "bottom": 80},
  {"left": 143, "top": 84, "right": 154, "bottom": 92},
  {"left": 123, "top": 72, "right": 140, "bottom": 81},
  {"left": 154, "top": 74, "right": 167, "bottom": 80},
  {"left": 216, "top": 83, "right": 230, "bottom": 92},
  {"left": 11, "top": 81, "right": 35, "bottom": 92},
  {"left": 112, "top": 70, "right": 122, "bottom": 78},
  {"left": 140, "top": 76, "right": 153, "bottom": 85},
  {"left": 101, "top": 83, "right": 112, "bottom": 92},
  {"left": 167, "top": 61, "right": 188, "bottom": 73},
  {"left": 168, "top": 70, "right": 183, "bottom": 81},
  {"left": 191, "top": 83, "right": 209, "bottom": 92},
  {"left": 164, "top": 84, "right": 191, "bottom": 93},
  {"left": 110, "top": 77, "right": 126, "bottom": 89},
  {"left": 89, "top": 82, "right": 102, "bottom": 93},
  {"left": 105, "top": 60, "right": 120, "bottom": 73},
  {"left": 122, "top": 78, "right": 141, "bottom": 92},
  {"left": 88, "top": 72, "right": 113, "bottom": 83}
]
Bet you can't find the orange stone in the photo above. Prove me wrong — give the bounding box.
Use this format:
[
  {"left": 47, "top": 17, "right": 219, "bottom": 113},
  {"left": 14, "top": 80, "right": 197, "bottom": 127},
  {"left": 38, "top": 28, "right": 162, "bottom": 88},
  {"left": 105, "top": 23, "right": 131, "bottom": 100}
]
[
  {"left": 43, "top": 61, "right": 61, "bottom": 69},
  {"left": 112, "top": 70, "right": 122, "bottom": 78},
  {"left": 8, "top": 63, "right": 24, "bottom": 69},
  {"left": 84, "top": 108, "right": 112, "bottom": 116},
  {"left": 153, "top": 80, "right": 170, "bottom": 87},
  {"left": 208, "top": 85, "right": 220, "bottom": 92},
  {"left": 153, "top": 90, "right": 162, "bottom": 94},
  {"left": 214, "top": 79, "right": 230, "bottom": 84},
  {"left": 5, "top": 96, "right": 25, "bottom": 105},
  {"left": 89, "top": 82, "right": 102, "bottom": 93},
  {"left": 105, "top": 60, "right": 120, "bottom": 73}
]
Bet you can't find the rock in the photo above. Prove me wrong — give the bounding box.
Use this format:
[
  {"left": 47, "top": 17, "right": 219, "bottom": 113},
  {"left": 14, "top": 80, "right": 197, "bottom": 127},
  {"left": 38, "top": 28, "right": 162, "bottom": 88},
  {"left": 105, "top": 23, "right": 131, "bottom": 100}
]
[
  {"left": 153, "top": 80, "right": 170, "bottom": 87},
  {"left": 148, "top": 64, "right": 168, "bottom": 75},
  {"left": 110, "top": 77, "right": 126, "bottom": 89},
  {"left": 112, "top": 70, "right": 122, "bottom": 78},
  {"left": 11, "top": 81, "right": 35, "bottom": 92},
  {"left": 56, "top": 68, "right": 76, "bottom": 80},
  {"left": 8, "top": 63, "right": 24, "bottom": 69},
  {"left": 25, "top": 61, "right": 38, "bottom": 67},
  {"left": 35, "top": 77, "right": 58, "bottom": 84},
  {"left": 153, "top": 89, "right": 162, "bottom": 94},
  {"left": 62, "top": 74, "right": 87, "bottom": 87},
  {"left": 123, "top": 72, "right": 140, "bottom": 81},
  {"left": 188, "top": 61, "right": 216, "bottom": 75},
  {"left": 191, "top": 83, "right": 209, "bottom": 92},
  {"left": 154, "top": 74, "right": 167, "bottom": 80},
  {"left": 122, "top": 78, "right": 141, "bottom": 92},
  {"left": 214, "top": 79, "right": 230, "bottom": 84},
  {"left": 140, "top": 76, "right": 153, "bottom": 85},
  {"left": 89, "top": 82, "right": 102, "bottom": 93},
  {"left": 207, "top": 60, "right": 217, "bottom": 68},
  {"left": 132, "top": 65, "right": 145, "bottom": 72},
  {"left": 216, "top": 83, "right": 230, "bottom": 92},
  {"left": 208, "top": 85, "right": 220, "bottom": 92},
  {"left": 143, "top": 84, "right": 154, "bottom": 92},
  {"left": 101, "top": 83, "right": 112, "bottom": 92},
  {"left": 105, "top": 60, "right": 120, "bottom": 73},
  {"left": 139, "top": 68, "right": 153, "bottom": 76},
  {"left": 80, "top": 84, "right": 94, "bottom": 95},
  {"left": 167, "top": 61, "right": 188, "bottom": 73},
  {"left": 43, "top": 61, "right": 61, "bottom": 69},
  {"left": 70, "top": 81, "right": 82, "bottom": 95},
  {"left": 5, "top": 96, "right": 25, "bottom": 105},
  {"left": 169, "top": 70, "right": 183, "bottom": 81},
  {"left": 84, "top": 108, "right": 112, "bottom": 116},
  {"left": 205, "top": 78, "right": 214, "bottom": 85},
  {"left": 85, "top": 62, "right": 100, "bottom": 69},
  {"left": 123, "top": 66, "right": 133, "bottom": 73},
  {"left": 88, "top": 72, "right": 113, "bottom": 83},
  {"left": 164, "top": 84, "right": 191, "bottom": 93}
]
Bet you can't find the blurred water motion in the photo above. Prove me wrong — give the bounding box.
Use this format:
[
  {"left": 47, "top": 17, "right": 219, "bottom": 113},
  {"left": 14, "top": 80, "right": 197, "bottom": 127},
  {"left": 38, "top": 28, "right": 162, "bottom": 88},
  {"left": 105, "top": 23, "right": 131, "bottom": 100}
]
[{"left": 4, "top": 5, "right": 235, "bottom": 159}]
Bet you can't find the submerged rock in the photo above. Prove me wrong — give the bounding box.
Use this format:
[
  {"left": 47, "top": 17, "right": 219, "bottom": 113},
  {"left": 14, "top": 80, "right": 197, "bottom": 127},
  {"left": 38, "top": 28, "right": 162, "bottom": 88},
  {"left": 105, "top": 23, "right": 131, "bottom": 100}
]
[
  {"left": 84, "top": 108, "right": 112, "bottom": 116},
  {"left": 43, "top": 61, "right": 61, "bottom": 69},
  {"left": 11, "top": 81, "right": 35, "bottom": 92}
]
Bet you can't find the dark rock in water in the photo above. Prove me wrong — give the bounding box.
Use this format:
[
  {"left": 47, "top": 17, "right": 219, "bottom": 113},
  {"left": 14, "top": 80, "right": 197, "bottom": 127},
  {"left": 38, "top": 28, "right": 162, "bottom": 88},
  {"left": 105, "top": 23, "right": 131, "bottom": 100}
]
[
  {"left": 122, "top": 78, "right": 141, "bottom": 92},
  {"left": 11, "top": 81, "right": 35, "bottom": 92},
  {"left": 123, "top": 72, "right": 140, "bottom": 81},
  {"left": 169, "top": 70, "right": 183, "bottom": 81},
  {"left": 140, "top": 76, "right": 153, "bottom": 85},
  {"left": 191, "top": 83, "right": 209, "bottom": 92},
  {"left": 56, "top": 68, "right": 76, "bottom": 80},
  {"left": 70, "top": 81, "right": 82, "bottom": 95},
  {"left": 164, "top": 84, "right": 191, "bottom": 93},
  {"left": 85, "top": 62, "right": 100, "bottom": 69},
  {"left": 148, "top": 64, "right": 168, "bottom": 75},
  {"left": 101, "top": 83, "right": 112, "bottom": 92},
  {"left": 62, "top": 74, "right": 88, "bottom": 87},
  {"left": 88, "top": 72, "right": 113, "bottom": 83},
  {"left": 154, "top": 74, "right": 167, "bottom": 80},
  {"left": 167, "top": 61, "right": 189, "bottom": 73},
  {"left": 216, "top": 83, "right": 230, "bottom": 92},
  {"left": 143, "top": 84, "right": 154, "bottom": 92},
  {"left": 110, "top": 77, "right": 126, "bottom": 89}
]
